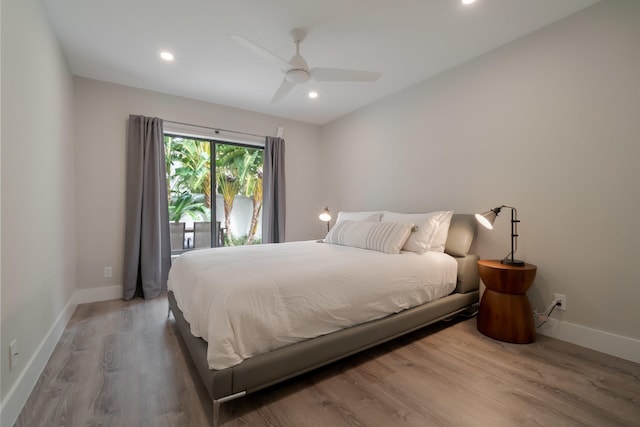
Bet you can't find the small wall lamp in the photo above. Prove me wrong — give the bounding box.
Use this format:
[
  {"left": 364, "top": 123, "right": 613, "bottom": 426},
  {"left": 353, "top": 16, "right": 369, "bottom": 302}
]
[
  {"left": 475, "top": 205, "right": 525, "bottom": 266},
  {"left": 319, "top": 207, "right": 331, "bottom": 232}
]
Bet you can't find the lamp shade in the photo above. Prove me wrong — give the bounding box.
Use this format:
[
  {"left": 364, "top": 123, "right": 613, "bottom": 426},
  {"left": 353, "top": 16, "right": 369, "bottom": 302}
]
[
  {"left": 475, "top": 207, "right": 501, "bottom": 230},
  {"left": 319, "top": 207, "right": 331, "bottom": 222}
]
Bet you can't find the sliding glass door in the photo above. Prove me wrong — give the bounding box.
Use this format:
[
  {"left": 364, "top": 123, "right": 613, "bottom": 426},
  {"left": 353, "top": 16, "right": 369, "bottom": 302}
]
[{"left": 164, "top": 134, "right": 263, "bottom": 254}]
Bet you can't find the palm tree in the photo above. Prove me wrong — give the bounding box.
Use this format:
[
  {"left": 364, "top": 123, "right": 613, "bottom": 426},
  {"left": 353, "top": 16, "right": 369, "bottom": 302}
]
[
  {"left": 246, "top": 169, "right": 263, "bottom": 245},
  {"left": 217, "top": 145, "right": 264, "bottom": 243},
  {"left": 216, "top": 172, "right": 240, "bottom": 244}
]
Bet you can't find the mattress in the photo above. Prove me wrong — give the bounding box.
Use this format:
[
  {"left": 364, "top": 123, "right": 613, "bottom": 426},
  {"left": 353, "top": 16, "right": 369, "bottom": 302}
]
[{"left": 168, "top": 240, "right": 457, "bottom": 370}]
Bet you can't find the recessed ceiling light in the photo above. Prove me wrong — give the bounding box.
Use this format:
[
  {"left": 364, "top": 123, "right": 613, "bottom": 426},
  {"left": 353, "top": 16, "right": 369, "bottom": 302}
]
[
  {"left": 308, "top": 91, "right": 318, "bottom": 99},
  {"left": 462, "top": 0, "right": 476, "bottom": 4},
  {"left": 160, "top": 51, "right": 174, "bottom": 61}
]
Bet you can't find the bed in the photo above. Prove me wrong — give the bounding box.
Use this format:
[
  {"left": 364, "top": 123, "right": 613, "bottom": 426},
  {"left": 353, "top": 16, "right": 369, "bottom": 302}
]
[{"left": 168, "top": 213, "right": 480, "bottom": 426}]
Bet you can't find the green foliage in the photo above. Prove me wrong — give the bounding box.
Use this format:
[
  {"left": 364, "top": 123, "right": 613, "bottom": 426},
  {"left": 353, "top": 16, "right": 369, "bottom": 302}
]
[
  {"left": 215, "top": 145, "right": 263, "bottom": 197},
  {"left": 166, "top": 136, "right": 210, "bottom": 196},
  {"left": 225, "top": 234, "right": 262, "bottom": 247},
  {"left": 165, "top": 136, "right": 210, "bottom": 222},
  {"left": 168, "top": 192, "right": 206, "bottom": 223}
]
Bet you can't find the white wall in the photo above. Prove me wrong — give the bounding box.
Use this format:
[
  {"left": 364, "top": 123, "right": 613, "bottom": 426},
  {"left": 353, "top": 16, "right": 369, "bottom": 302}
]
[
  {"left": 1, "top": 0, "right": 76, "bottom": 416},
  {"left": 322, "top": 0, "right": 640, "bottom": 353},
  {"left": 73, "top": 77, "right": 323, "bottom": 292},
  {"left": 0, "top": 0, "right": 3, "bottom": 407}
]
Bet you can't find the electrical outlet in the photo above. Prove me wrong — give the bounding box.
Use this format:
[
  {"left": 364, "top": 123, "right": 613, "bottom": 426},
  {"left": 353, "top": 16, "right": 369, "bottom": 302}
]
[
  {"left": 104, "top": 266, "right": 113, "bottom": 278},
  {"left": 9, "top": 340, "right": 18, "bottom": 370},
  {"left": 554, "top": 293, "right": 567, "bottom": 311}
]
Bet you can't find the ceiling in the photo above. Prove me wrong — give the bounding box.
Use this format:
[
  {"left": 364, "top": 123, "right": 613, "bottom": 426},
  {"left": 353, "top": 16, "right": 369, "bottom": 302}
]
[{"left": 41, "top": 0, "right": 599, "bottom": 125}]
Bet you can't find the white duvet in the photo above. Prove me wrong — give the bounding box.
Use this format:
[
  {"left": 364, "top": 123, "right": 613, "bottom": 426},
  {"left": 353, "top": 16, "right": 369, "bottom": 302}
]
[{"left": 168, "top": 241, "right": 457, "bottom": 370}]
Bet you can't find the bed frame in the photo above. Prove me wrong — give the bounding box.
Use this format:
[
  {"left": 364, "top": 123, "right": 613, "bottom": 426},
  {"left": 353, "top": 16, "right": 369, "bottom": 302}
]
[{"left": 168, "top": 214, "right": 480, "bottom": 426}]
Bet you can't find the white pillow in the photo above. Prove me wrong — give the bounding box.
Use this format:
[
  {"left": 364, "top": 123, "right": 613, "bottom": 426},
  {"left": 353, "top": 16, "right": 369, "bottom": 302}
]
[
  {"left": 381, "top": 211, "right": 453, "bottom": 253},
  {"left": 325, "top": 220, "right": 413, "bottom": 254},
  {"left": 429, "top": 211, "right": 453, "bottom": 252},
  {"left": 336, "top": 211, "right": 382, "bottom": 223}
]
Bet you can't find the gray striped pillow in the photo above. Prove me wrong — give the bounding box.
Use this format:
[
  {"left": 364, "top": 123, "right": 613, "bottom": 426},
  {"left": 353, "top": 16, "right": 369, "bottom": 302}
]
[{"left": 325, "top": 220, "right": 414, "bottom": 254}]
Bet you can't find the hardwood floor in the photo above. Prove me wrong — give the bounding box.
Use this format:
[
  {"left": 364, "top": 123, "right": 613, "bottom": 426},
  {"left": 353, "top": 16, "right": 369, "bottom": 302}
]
[{"left": 15, "top": 295, "right": 640, "bottom": 427}]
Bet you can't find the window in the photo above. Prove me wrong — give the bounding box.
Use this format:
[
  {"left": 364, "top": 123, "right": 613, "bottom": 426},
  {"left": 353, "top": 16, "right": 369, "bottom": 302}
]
[{"left": 164, "top": 134, "right": 264, "bottom": 254}]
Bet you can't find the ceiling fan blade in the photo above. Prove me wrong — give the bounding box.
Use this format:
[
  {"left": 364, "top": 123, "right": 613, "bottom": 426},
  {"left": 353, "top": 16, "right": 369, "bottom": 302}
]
[
  {"left": 229, "top": 34, "right": 291, "bottom": 69},
  {"left": 270, "top": 78, "right": 295, "bottom": 104},
  {"left": 310, "top": 68, "right": 382, "bottom": 82}
]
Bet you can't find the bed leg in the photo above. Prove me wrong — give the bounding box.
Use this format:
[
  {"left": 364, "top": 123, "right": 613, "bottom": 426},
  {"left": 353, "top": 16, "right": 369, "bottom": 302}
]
[
  {"left": 167, "top": 304, "right": 171, "bottom": 319},
  {"left": 211, "top": 391, "right": 246, "bottom": 426}
]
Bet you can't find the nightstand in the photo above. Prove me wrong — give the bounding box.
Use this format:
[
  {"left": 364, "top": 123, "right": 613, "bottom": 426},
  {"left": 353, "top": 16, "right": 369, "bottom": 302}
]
[{"left": 477, "top": 259, "right": 537, "bottom": 344}]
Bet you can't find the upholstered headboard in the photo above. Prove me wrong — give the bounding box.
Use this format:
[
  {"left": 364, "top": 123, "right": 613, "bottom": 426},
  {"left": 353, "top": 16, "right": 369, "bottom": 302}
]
[
  {"left": 445, "top": 214, "right": 476, "bottom": 257},
  {"left": 445, "top": 214, "right": 480, "bottom": 294}
]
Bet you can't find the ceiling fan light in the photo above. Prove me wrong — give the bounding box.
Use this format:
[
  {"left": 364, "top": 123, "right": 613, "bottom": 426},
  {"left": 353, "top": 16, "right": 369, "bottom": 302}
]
[
  {"left": 308, "top": 91, "right": 318, "bottom": 99},
  {"left": 285, "top": 69, "right": 310, "bottom": 84}
]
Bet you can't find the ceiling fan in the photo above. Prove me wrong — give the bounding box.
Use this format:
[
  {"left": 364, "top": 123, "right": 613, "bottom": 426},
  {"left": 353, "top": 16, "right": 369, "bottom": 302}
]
[{"left": 229, "top": 28, "right": 382, "bottom": 104}]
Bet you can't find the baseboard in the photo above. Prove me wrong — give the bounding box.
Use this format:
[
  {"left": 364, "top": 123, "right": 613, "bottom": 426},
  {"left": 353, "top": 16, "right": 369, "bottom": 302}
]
[
  {"left": 0, "top": 294, "right": 77, "bottom": 427},
  {"left": 73, "top": 284, "right": 122, "bottom": 304},
  {"left": 538, "top": 318, "right": 640, "bottom": 364},
  {"left": 0, "top": 285, "right": 122, "bottom": 427}
]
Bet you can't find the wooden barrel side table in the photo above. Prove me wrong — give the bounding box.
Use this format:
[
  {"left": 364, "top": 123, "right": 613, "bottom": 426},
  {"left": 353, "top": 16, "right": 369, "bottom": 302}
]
[{"left": 477, "top": 259, "right": 537, "bottom": 344}]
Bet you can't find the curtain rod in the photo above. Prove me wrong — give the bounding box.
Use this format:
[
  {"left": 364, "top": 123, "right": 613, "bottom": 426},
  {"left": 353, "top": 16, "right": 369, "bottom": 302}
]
[{"left": 163, "top": 119, "right": 266, "bottom": 139}]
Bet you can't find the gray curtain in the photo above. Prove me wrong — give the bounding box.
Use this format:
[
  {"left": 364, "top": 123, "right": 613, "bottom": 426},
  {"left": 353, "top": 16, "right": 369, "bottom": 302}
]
[
  {"left": 262, "top": 136, "right": 286, "bottom": 243},
  {"left": 123, "top": 115, "right": 171, "bottom": 300}
]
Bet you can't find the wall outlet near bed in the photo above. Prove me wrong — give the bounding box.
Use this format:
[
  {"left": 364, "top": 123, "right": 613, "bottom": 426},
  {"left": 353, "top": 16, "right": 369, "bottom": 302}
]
[
  {"left": 9, "top": 340, "right": 19, "bottom": 371},
  {"left": 553, "top": 293, "right": 567, "bottom": 311},
  {"left": 104, "top": 266, "right": 113, "bottom": 278}
]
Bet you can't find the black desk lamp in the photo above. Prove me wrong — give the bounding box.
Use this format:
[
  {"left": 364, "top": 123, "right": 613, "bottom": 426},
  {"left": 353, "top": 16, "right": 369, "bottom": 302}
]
[{"left": 475, "top": 205, "right": 525, "bottom": 266}]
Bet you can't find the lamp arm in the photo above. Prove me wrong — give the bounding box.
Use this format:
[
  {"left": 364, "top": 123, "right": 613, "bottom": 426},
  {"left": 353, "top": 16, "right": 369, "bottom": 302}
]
[
  {"left": 510, "top": 207, "right": 518, "bottom": 263},
  {"left": 495, "top": 205, "right": 519, "bottom": 261},
  {"left": 503, "top": 206, "right": 524, "bottom": 266}
]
